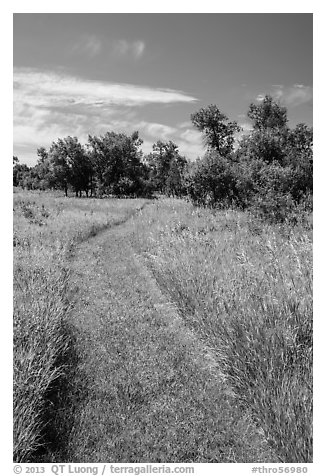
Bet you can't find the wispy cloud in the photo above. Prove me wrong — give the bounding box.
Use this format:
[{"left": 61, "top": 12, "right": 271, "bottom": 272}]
[
  {"left": 13, "top": 68, "right": 198, "bottom": 163},
  {"left": 14, "top": 68, "right": 197, "bottom": 110},
  {"left": 71, "top": 35, "right": 102, "bottom": 58},
  {"left": 256, "top": 84, "right": 313, "bottom": 107},
  {"left": 70, "top": 36, "right": 145, "bottom": 60},
  {"left": 133, "top": 41, "right": 145, "bottom": 59},
  {"left": 137, "top": 121, "right": 178, "bottom": 139},
  {"left": 177, "top": 120, "right": 193, "bottom": 129},
  {"left": 113, "top": 39, "right": 146, "bottom": 59},
  {"left": 274, "top": 84, "right": 313, "bottom": 107}
]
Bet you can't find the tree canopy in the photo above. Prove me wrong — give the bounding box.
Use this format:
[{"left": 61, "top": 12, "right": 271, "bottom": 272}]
[{"left": 191, "top": 105, "right": 241, "bottom": 157}]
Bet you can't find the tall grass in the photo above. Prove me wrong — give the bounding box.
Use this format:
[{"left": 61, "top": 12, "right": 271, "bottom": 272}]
[
  {"left": 132, "top": 199, "right": 313, "bottom": 463},
  {"left": 13, "top": 190, "right": 147, "bottom": 462}
]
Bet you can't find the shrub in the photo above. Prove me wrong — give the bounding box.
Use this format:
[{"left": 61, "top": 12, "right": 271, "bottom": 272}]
[{"left": 187, "top": 151, "right": 238, "bottom": 208}]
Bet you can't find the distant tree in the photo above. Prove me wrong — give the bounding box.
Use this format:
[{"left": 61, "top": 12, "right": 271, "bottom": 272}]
[
  {"left": 166, "top": 159, "right": 183, "bottom": 196},
  {"left": 147, "top": 140, "right": 187, "bottom": 194},
  {"left": 13, "top": 158, "right": 30, "bottom": 188},
  {"left": 285, "top": 123, "right": 313, "bottom": 164},
  {"left": 236, "top": 95, "right": 290, "bottom": 165},
  {"left": 87, "top": 131, "right": 144, "bottom": 197},
  {"left": 34, "top": 147, "right": 54, "bottom": 189},
  {"left": 66, "top": 138, "right": 92, "bottom": 197},
  {"left": 186, "top": 95, "right": 313, "bottom": 223},
  {"left": 48, "top": 139, "right": 71, "bottom": 196},
  {"left": 36, "top": 147, "right": 48, "bottom": 163},
  {"left": 48, "top": 136, "right": 91, "bottom": 196},
  {"left": 236, "top": 129, "right": 287, "bottom": 165},
  {"left": 247, "top": 95, "right": 288, "bottom": 131},
  {"left": 191, "top": 105, "right": 241, "bottom": 156},
  {"left": 187, "top": 150, "right": 237, "bottom": 207},
  {"left": 283, "top": 123, "right": 313, "bottom": 201}
]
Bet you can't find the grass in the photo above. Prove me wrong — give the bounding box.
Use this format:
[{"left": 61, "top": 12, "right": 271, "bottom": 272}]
[
  {"left": 52, "top": 216, "right": 274, "bottom": 463},
  {"left": 131, "top": 198, "right": 313, "bottom": 463},
  {"left": 13, "top": 189, "right": 148, "bottom": 462},
  {"left": 13, "top": 190, "right": 312, "bottom": 463}
]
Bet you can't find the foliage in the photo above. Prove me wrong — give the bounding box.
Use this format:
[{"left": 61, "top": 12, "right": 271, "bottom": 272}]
[
  {"left": 47, "top": 137, "right": 92, "bottom": 197},
  {"left": 188, "top": 95, "right": 313, "bottom": 223},
  {"left": 13, "top": 94, "right": 312, "bottom": 223},
  {"left": 247, "top": 95, "right": 288, "bottom": 131},
  {"left": 145, "top": 140, "right": 188, "bottom": 196},
  {"left": 13, "top": 159, "right": 30, "bottom": 188},
  {"left": 87, "top": 130, "right": 147, "bottom": 197},
  {"left": 187, "top": 151, "right": 238, "bottom": 207},
  {"left": 191, "top": 104, "right": 241, "bottom": 156}
]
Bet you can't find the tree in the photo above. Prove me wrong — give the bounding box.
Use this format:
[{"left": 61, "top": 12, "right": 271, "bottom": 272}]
[
  {"left": 165, "top": 159, "right": 183, "bottom": 197},
  {"left": 87, "top": 131, "right": 144, "bottom": 197},
  {"left": 237, "top": 95, "right": 290, "bottom": 165},
  {"left": 285, "top": 123, "right": 313, "bottom": 164},
  {"left": 48, "top": 136, "right": 91, "bottom": 196},
  {"left": 34, "top": 147, "right": 54, "bottom": 189},
  {"left": 247, "top": 95, "right": 288, "bottom": 131},
  {"left": 48, "top": 139, "right": 71, "bottom": 196},
  {"left": 13, "top": 157, "right": 30, "bottom": 188},
  {"left": 147, "top": 140, "right": 187, "bottom": 194},
  {"left": 187, "top": 151, "right": 237, "bottom": 207},
  {"left": 36, "top": 147, "right": 48, "bottom": 164},
  {"left": 283, "top": 123, "right": 313, "bottom": 201},
  {"left": 191, "top": 105, "right": 241, "bottom": 156}
]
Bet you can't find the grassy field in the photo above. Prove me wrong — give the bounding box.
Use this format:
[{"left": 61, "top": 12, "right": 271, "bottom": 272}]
[
  {"left": 13, "top": 189, "right": 148, "bottom": 462},
  {"left": 132, "top": 199, "right": 313, "bottom": 463},
  {"left": 13, "top": 190, "right": 312, "bottom": 463}
]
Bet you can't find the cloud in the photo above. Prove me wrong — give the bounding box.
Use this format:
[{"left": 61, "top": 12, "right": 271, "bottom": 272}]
[
  {"left": 113, "top": 39, "right": 145, "bottom": 59},
  {"left": 179, "top": 129, "right": 202, "bottom": 143},
  {"left": 14, "top": 68, "right": 197, "bottom": 110},
  {"left": 13, "top": 68, "right": 198, "bottom": 163},
  {"left": 71, "top": 35, "right": 102, "bottom": 58},
  {"left": 256, "top": 84, "right": 312, "bottom": 107},
  {"left": 133, "top": 41, "right": 145, "bottom": 59},
  {"left": 274, "top": 84, "right": 313, "bottom": 106},
  {"left": 132, "top": 122, "right": 204, "bottom": 160},
  {"left": 256, "top": 94, "right": 265, "bottom": 102},
  {"left": 138, "top": 121, "right": 177, "bottom": 139},
  {"left": 177, "top": 120, "right": 193, "bottom": 129}
]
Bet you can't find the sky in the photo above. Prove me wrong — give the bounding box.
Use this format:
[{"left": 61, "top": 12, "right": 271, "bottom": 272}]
[{"left": 13, "top": 13, "right": 313, "bottom": 165}]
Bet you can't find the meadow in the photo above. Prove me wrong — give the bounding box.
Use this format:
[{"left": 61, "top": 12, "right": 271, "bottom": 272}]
[
  {"left": 13, "top": 190, "right": 312, "bottom": 463},
  {"left": 13, "top": 189, "right": 148, "bottom": 462},
  {"left": 132, "top": 199, "right": 313, "bottom": 462}
]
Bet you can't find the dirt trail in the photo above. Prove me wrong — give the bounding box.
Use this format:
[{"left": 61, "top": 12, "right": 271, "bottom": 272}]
[{"left": 60, "top": 207, "right": 274, "bottom": 463}]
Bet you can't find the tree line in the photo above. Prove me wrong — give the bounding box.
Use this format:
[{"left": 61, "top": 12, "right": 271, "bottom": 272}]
[
  {"left": 13, "top": 94, "right": 313, "bottom": 223},
  {"left": 13, "top": 132, "right": 187, "bottom": 199}
]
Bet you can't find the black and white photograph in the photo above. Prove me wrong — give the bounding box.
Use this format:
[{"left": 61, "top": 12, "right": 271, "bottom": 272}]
[{"left": 12, "top": 7, "right": 314, "bottom": 471}]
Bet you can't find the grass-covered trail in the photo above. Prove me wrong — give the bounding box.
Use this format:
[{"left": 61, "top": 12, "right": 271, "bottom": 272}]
[{"left": 49, "top": 207, "right": 274, "bottom": 463}]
